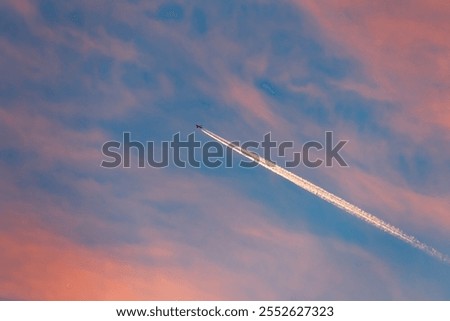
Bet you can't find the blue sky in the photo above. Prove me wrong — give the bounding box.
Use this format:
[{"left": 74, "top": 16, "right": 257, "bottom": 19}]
[{"left": 1, "top": 0, "right": 450, "bottom": 299}]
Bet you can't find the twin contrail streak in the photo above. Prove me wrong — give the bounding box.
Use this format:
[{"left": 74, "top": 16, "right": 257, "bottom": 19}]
[{"left": 200, "top": 127, "right": 450, "bottom": 264}]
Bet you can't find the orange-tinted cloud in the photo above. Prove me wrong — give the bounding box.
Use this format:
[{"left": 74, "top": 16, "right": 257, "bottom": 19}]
[
  {"left": 1, "top": 205, "right": 406, "bottom": 300},
  {"left": 0, "top": 153, "right": 409, "bottom": 300},
  {"left": 0, "top": 216, "right": 230, "bottom": 300}
]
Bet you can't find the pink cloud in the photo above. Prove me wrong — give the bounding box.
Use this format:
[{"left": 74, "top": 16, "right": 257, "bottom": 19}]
[
  {"left": 0, "top": 107, "right": 105, "bottom": 170},
  {"left": 0, "top": 204, "right": 405, "bottom": 300},
  {"left": 1, "top": 1, "right": 446, "bottom": 300},
  {"left": 0, "top": 217, "right": 227, "bottom": 300},
  {"left": 279, "top": 0, "right": 450, "bottom": 246},
  {"left": 3, "top": 0, "right": 36, "bottom": 19},
  {"left": 293, "top": 0, "right": 450, "bottom": 138},
  {"left": 224, "top": 76, "right": 288, "bottom": 129},
  {"left": 0, "top": 150, "right": 409, "bottom": 299}
]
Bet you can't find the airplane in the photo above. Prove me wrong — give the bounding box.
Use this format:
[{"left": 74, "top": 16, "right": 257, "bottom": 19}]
[{"left": 195, "top": 124, "right": 203, "bottom": 128}]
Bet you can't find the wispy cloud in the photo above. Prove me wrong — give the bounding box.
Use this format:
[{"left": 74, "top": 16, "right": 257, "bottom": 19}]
[{"left": 1, "top": 0, "right": 449, "bottom": 300}]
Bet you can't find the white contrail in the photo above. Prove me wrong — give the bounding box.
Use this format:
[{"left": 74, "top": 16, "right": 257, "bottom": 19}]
[{"left": 200, "top": 127, "right": 450, "bottom": 264}]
